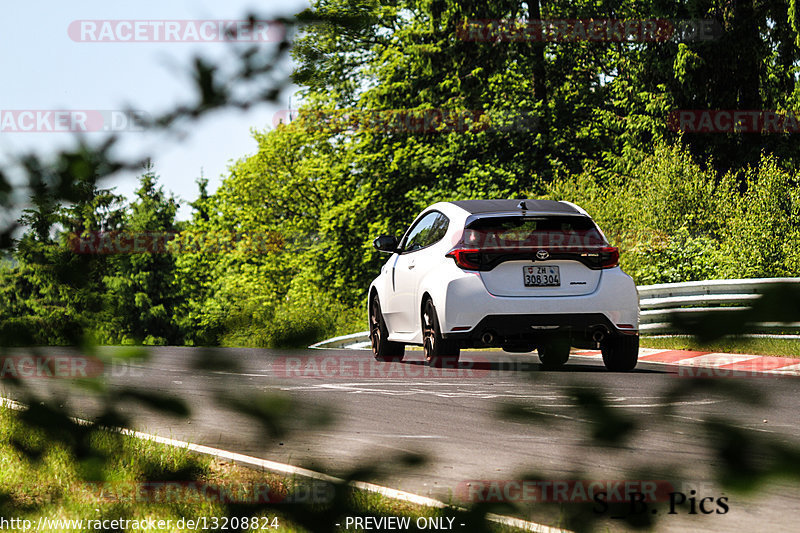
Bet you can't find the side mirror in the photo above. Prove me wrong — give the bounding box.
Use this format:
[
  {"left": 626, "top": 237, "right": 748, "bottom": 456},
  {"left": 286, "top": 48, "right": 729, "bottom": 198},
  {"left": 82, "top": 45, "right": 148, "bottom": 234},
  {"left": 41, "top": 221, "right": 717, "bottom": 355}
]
[{"left": 373, "top": 235, "right": 399, "bottom": 253}]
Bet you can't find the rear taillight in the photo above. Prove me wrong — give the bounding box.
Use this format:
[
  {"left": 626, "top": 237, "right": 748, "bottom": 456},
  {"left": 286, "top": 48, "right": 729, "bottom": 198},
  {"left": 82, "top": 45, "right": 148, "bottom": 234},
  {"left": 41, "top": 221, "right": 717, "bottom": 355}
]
[
  {"left": 446, "top": 247, "right": 481, "bottom": 270},
  {"left": 579, "top": 246, "right": 619, "bottom": 268},
  {"left": 447, "top": 245, "right": 619, "bottom": 270},
  {"left": 599, "top": 246, "right": 619, "bottom": 268}
]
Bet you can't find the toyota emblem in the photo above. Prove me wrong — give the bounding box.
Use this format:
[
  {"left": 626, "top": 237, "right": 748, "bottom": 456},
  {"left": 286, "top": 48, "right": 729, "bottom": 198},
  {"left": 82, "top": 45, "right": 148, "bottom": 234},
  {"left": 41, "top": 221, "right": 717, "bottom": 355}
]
[{"left": 536, "top": 250, "right": 549, "bottom": 260}]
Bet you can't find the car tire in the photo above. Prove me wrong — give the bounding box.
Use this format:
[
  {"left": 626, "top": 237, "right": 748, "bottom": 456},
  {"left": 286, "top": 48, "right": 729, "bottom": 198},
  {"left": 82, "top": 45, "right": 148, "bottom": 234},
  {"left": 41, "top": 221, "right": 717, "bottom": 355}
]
[
  {"left": 369, "top": 295, "right": 404, "bottom": 362},
  {"left": 601, "top": 335, "right": 639, "bottom": 372},
  {"left": 422, "top": 298, "right": 460, "bottom": 367},
  {"left": 537, "top": 338, "right": 571, "bottom": 369}
]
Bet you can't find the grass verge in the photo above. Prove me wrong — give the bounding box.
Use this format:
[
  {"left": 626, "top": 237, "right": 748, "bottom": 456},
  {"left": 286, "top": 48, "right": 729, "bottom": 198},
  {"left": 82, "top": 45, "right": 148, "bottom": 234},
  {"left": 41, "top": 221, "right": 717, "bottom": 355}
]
[
  {"left": 640, "top": 336, "right": 800, "bottom": 358},
  {"left": 0, "top": 405, "right": 527, "bottom": 532}
]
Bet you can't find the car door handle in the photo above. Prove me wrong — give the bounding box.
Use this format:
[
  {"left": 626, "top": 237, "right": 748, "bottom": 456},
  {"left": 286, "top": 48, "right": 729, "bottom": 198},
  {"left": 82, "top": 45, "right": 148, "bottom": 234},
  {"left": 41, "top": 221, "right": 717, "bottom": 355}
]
[{"left": 408, "top": 263, "right": 415, "bottom": 269}]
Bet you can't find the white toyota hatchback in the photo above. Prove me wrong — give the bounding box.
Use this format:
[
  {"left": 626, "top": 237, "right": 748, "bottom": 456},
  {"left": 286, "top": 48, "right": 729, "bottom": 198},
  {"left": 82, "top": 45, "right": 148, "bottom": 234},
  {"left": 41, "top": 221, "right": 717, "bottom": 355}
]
[{"left": 368, "top": 199, "right": 640, "bottom": 371}]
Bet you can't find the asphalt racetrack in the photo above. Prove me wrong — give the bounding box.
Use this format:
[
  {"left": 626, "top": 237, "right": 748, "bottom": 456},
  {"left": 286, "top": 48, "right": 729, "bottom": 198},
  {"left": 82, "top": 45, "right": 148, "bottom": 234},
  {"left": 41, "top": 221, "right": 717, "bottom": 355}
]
[{"left": 2, "top": 346, "right": 799, "bottom": 532}]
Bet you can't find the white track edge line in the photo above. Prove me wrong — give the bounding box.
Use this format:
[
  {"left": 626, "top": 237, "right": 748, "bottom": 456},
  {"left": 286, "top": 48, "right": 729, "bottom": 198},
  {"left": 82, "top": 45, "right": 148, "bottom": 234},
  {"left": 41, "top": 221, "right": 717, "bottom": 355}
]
[{"left": 0, "top": 396, "right": 568, "bottom": 533}]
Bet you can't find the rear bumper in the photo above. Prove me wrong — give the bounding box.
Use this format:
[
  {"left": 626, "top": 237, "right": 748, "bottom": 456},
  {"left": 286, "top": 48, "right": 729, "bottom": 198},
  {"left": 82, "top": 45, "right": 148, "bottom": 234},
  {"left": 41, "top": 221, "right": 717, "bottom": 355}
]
[
  {"left": 442, "top": 312, "right": 635, "bottom": 348},
  {"left": 438, "top": 267, "right": 639, "bottom": 348}
]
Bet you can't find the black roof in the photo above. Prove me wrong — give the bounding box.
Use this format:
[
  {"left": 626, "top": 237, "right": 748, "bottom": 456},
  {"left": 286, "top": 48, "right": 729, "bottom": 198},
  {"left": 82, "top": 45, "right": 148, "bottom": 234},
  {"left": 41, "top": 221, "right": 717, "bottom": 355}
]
[{"left": 448, "top": 199, "right": 580, "bottom": 215}]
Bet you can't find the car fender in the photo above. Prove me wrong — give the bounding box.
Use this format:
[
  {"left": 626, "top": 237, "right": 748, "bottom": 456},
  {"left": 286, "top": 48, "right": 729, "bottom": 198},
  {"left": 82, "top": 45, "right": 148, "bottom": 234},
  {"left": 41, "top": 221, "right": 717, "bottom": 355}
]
[
  {"left": 415, "top": 260, "right": 461, "bottom": 343},
  {"left": 368, "top": 256, "right": 390, "bottom": 307},
  {"left": 596, "top": 268, "right": 640, "bottom": 328}
]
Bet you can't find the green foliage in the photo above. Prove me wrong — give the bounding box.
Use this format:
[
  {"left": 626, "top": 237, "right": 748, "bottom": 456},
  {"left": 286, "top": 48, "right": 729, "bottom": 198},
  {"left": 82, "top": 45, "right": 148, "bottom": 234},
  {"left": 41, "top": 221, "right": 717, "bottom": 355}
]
[
  {"left": 3, "top": 0, "right": 800, "bottom": 347},
  {"left": 222, "top": 295, "right": 351, "bottom": 349},
  {"left": 2, "top": 5, "right": 800, "bottom": 532},
  {"left": 215, "top": 266, "right": 365, "bottom": 349},
  {"left": 625, "top": 227, "right": 721, "bottom": 285},
  {"left": 0, "top": 166, "right": 184, "bottom": 346},
  {"left": 543, "top": 143, "right": 799, "bottom": 285},
  {"left": 719, "top": 157, "right": 800, "bottom": 278},
  {"left": 92, "top": 165, "right": 182, "bottom": 345}
]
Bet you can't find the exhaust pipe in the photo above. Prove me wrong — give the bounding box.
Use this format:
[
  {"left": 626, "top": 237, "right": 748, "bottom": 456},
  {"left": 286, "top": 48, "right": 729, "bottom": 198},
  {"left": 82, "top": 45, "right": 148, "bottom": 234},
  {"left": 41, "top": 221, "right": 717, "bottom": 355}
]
[
  {"left": 481, "top": 331, "right": 496, "bottom": 346},
  {"left": 590, "top": 326, "right": 608, "bottom": 347}
]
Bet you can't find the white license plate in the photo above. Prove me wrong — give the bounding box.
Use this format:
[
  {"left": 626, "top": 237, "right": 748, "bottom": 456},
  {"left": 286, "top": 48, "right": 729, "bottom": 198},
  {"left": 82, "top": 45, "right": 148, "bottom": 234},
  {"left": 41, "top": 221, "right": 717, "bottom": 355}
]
[{"left": 523, "top": 266, "right": 560, "bottom": 287}]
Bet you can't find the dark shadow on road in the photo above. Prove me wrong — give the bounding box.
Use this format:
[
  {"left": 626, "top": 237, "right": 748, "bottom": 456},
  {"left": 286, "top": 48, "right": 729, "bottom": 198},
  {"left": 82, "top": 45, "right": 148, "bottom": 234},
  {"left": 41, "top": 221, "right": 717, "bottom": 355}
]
[{"left": 398, "top": 359, "right": 665, "bottom": 374}]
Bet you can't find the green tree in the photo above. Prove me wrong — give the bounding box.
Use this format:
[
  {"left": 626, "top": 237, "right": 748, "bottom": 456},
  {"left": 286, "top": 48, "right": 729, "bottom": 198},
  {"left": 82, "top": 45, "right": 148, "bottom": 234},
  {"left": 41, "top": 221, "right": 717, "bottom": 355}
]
[
  {"left": 102, "top": 164, "right": 181, "bottom": 345},
  {"left": 0, "top": 176, "right": 126, "bottom": 345}
]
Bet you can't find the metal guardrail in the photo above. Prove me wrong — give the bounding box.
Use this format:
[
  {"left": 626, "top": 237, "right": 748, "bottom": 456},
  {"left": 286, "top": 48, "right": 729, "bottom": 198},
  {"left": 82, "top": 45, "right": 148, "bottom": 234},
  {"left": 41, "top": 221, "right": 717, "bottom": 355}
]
[
  {"left": 311, "top": 278, "right": 800, "bottom": 348},
  {"left": 639, "top": 277, "right": 800, "bottom": 335},
  {"left": 309, "top": 331, "right": 371, "bottom": 350}
]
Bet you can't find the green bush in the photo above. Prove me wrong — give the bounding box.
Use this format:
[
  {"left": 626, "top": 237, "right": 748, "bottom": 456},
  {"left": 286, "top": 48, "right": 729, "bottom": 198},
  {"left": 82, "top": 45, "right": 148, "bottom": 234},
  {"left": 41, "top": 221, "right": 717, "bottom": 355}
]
[
  {"left": 623, "top": 227, "right": 721, "bottom": 285},
  {"left": 268, "top": 301, "right": 335, "bottom": 348},
  {"left": 216, "top": 266, "right": 366, "bottom": 348},
  {"left": 718, "top": 156, "right": 800, "bottom": 278},
  {"left": 544, "top": 143, "right": 798, "bottom": 285}
]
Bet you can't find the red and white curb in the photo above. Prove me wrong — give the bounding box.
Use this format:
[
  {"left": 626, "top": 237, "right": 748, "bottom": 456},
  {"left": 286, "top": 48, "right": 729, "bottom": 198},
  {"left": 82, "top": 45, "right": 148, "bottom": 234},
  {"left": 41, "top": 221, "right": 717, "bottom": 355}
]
[
  {"left": 573, "top": 348, "right": 800, "bottom": 376},
  {"left": 313, "top": 333, "right": 800, "bottom": 376}
]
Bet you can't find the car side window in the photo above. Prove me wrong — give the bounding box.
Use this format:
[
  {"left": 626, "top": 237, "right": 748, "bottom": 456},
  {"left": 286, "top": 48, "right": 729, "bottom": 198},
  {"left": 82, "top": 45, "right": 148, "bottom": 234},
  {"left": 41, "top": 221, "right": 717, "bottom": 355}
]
[
  {"left": 426, "top": 213, "right": 449, "bottom": 245},
  {"left": 402, "top": 212, "right": 449, "bottom": 252}
]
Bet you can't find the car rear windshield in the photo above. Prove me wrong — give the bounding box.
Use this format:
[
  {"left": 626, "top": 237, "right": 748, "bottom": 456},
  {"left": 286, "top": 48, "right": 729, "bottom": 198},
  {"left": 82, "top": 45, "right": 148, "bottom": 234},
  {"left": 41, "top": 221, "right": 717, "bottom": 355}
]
[{"left": 463, "top": 215, "right": 607, "bottom": 249}]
